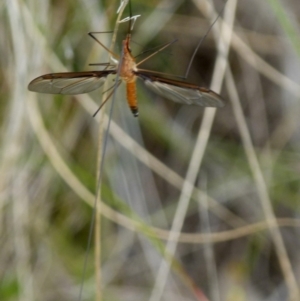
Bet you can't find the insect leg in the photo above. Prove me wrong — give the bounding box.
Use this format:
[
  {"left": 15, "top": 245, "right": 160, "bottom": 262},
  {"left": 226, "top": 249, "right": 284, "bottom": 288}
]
[
  {"left": 88, "top": 32, "right": 119, "bottom": 60},
  {"left": 135, "top": 39, "right": 178, "bottom": 67},
  {"left": 93, "top": 80, "right": 122, "bottom": 117}
]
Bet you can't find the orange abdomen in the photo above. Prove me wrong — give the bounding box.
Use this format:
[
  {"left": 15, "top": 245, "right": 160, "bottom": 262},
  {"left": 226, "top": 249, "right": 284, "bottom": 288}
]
[{"left": 126, "top": 81, "right": 138, "bottom": 117}]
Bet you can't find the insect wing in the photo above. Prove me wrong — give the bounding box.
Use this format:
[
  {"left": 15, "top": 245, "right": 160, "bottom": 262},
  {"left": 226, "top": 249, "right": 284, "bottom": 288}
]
[
  {"left": 137, "top": 72, "right": 224, "bottom": 107},
  {"left": 28, "top": 71, "right": 115, "bottom": 95}
]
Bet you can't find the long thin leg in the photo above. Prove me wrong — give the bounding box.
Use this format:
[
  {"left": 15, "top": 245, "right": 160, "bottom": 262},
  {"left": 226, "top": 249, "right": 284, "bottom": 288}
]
[
  {"left": 135, "top": 39, "right": 178, "bottom": 67},
  {"left": 184, "top": 0, "right": 228, "bottom": 79},
  {"left": 89, "top": 62, "right": 113, "bottom": 66},
  {"left": 93, "top": 80, "right": 122, "bottom": 117},
  {"left": 88, "top": 32, "right": 119, "bottom": 59},
  {"left": 136, "top": 68, "right": 185, "bottom": 80},
  {"left": 89, "top": 62, "right": 116, "bottom": 70},
  {"left": 134, "top": 41, "right": 175, "bottom": 59}
]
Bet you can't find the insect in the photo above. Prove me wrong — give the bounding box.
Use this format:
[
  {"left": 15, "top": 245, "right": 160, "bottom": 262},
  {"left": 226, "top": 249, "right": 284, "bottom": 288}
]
[{"left": 28, "top": 6, "right": 225, "bottom": 117}]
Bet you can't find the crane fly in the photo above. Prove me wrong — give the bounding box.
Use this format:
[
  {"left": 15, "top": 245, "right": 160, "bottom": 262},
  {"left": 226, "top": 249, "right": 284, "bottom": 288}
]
[{"left": 28, "top": 19, "right": 225, "bottom": 117}]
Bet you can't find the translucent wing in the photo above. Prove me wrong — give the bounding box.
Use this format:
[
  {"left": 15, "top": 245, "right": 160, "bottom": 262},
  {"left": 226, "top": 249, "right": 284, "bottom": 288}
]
[
  {"left": 136, "top": 71, "right": 224, "bottom": 107},
  {"left": 28, "top": 70, "right": 115, "bottom": 95}
]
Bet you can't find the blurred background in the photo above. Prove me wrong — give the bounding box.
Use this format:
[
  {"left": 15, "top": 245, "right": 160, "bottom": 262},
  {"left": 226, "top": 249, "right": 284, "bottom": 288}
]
[{"left": 1, "top": 0, "right": 300, "bottom": 300}]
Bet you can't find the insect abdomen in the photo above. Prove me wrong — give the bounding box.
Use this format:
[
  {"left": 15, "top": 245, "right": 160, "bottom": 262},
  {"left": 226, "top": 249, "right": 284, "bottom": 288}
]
[{"left": 126, "top": 81, "right": 138, "bottom": 117}]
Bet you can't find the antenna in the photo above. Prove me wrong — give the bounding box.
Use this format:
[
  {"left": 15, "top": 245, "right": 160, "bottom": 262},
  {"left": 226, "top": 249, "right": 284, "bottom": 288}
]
[{"left": 118, "top": 0, "right": 140, "bottom": 33}]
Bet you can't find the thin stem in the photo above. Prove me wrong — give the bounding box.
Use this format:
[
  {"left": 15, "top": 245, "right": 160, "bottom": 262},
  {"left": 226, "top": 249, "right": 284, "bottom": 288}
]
[{"left": 94, "top": 2, "right": 128, "bottom": 301}]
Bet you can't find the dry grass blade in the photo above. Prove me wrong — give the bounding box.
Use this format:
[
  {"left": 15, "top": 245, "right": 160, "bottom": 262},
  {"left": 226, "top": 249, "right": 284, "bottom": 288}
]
[
  {"left": 23, "top": 98, "right": 300, "bottom": 247},
  {"left": 149, "top": 1, "right": 238, "bottom": 300},
  {"left": 226, "top": 69, "right": 299, "bottom": 300},
  {"left": 94, "top": 2, "right": 129, "bottom": 300}
]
